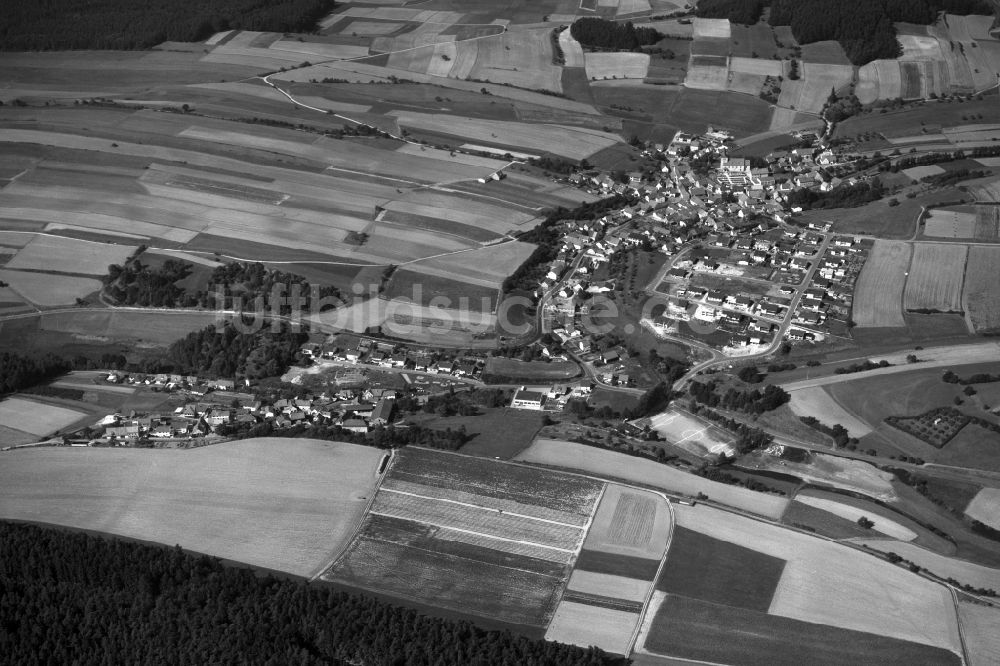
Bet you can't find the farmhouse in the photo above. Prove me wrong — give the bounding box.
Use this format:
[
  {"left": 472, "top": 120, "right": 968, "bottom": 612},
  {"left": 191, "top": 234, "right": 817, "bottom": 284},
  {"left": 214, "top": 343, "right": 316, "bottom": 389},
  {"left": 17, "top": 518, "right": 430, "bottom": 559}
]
[{"left": 511, "top": 389, "right": 546, "bottom": 411}]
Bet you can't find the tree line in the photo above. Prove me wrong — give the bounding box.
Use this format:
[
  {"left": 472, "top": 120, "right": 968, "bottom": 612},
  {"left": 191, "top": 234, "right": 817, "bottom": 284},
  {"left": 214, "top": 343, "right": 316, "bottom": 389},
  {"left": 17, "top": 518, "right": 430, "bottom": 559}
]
[
  {"left": 768, "top": 0, "right": 993, "bottom": 65},
  {"left": 0, "top": 352, "right": 72, "bottom": 397},
  {"left": 1, "top": 0, "right": 335, "bottom": 50},
  {"left": 570, "top": 18, "right": 663, "bottom": 51},
  {"left": 787, "top": 178, "right": 885, "bottom": 210},
  {"left": 0, "top": 521, "right": 624, "bottom": 666},
  {"left": 226, "top": 420, "right": 471, "bottom": 451},
  {"left": 688, "top": 379, "right": 790, "bottom": 414}
]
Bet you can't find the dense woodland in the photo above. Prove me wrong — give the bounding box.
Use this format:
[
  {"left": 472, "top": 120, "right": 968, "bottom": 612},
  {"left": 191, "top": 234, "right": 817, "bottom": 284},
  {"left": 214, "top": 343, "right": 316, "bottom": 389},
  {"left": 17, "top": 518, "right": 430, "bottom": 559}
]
[
  {"left": 104, "top": 257, "right": 194, "bottom": 308},
  {"left": 695, "top": 0, "right": 766, "bottom": 25},
  {"left": 0, "top": 353, "right": 72, "bottom": 396},
  {"left": 569, "top": 18, "right": 662, "bottom": 51},
  {"left": 0, "top": 0, "right": 335, "bottom": 50},
  {"left": 768, "top": 0, "right": 994, "bottom": 65},
  {"left": 166, "top": 322, "right": 307, "bottom": 379},
  {"left": 688, "top": 379, "right": 790, "bottom": 414},
  {"left": 0, "top": 522, "right": 623, "bottom": 666}
]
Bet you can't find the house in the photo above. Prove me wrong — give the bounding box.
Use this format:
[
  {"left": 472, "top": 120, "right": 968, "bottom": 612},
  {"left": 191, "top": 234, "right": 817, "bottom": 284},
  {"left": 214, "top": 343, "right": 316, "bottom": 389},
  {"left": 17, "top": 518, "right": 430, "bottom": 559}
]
[
  {"left": 511, "top": 389, "right": 546, "bottom": 411},
  {"left": 370, "top": 398, "right": 395, "bottom": 426},
  {"left": 208, "top": 379, "right": 235, "bottom": 391},
  {"left": 105, "top": 425, "right": 139, "bottom": 439},
  {"left": 340, "top": 419, "right": 369, "bottom": 434},
  {"left": 601, "top": 350, "right": 620, "bottom": 364}
]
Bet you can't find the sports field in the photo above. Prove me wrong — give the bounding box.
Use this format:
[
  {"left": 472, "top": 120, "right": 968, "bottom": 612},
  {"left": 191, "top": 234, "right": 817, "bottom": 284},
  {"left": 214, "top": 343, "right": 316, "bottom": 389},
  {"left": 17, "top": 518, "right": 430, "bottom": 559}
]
[
  {"left": 0, "top": 439, "right": 385, "bottom": 576},
  {"left": 853, "top": 240, "right": 911, "bottom": 327},
  {"left": 647, "top": 408, "right": 735, "bottom": 456}
]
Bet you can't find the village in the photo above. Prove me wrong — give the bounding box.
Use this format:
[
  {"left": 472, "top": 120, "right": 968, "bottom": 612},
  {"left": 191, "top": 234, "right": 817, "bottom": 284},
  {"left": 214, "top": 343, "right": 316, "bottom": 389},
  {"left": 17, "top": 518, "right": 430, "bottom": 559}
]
[{"left": 535, "top": 127, "right": 872, "bottom": 359}]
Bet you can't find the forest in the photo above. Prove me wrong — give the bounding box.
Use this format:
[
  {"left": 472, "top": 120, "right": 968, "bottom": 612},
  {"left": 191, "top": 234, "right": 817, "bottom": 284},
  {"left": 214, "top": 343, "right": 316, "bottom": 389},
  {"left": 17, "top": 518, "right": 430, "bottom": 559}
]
[
  {"left": 569, "top": 18, "right": 662, "bottom": 51},
  {"left": 767, "top": 0, "right": 994, "bottom": 65},
  {"left": 104, "top": 257, "right": 195, "bottom": 308},
  {"left": 695, "top": 0, "right": 766, "bottom": 25},
  {"left": 0, "top": 352, "right": 72, "bottom": 396},
  {"left": 166, "top": 322, "right": 307, "bottom": 379},
  {"left": 0, "top": 522, "right": 623, "bottom": 666},
  {"left": 0, "top": 0, "right": 335, "bottom": 50}
]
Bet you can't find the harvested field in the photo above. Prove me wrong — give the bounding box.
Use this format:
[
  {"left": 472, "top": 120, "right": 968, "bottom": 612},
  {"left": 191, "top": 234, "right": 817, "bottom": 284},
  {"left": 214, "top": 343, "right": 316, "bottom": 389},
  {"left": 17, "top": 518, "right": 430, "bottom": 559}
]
[
  {"left": 903, "top": 244, "right": 967, "bottom": 313},
  {"left": 0, "top": 397, "right": 85, "bottom": 436},
  {"left": 729, "top": 57, "right": 782, "bottom": 76},
  {"left": 794, "top": 494, "right": 916, "bottom": 540},
  {"left": 641, "top": 593, "right": 960, "bottom": 666},
  {"left": 965, "top": 488, "right": 1000, "bottom": 530},
  {"left": 965, "top": 244, "right": 1000, "bottom": 332},
  {"left": 0, "top": 439, "right": 385, "bottom": 576},
  {"left": 957, "top": 602, "right": 1000, "bottom": 666},
  {"left": 584, "top": 52, "right": 650, "bottom": 80},
  {"left": 544, "top": 600, "right": 638, "bottom": 655},
  {"left": 407, "top": 242, "right": 537, "bottom": 289},
  {"left": 692, "top": 18, "right": 730, "bottom": 40},
  {"left": 685, "top": 56, "right": 728, "bottom": 90},
  {"left": 656, "top": 524, "right": 785, "bottom": 611},
  {"left": 798, "top": 62, "right": 854, "bottom": 113},
  {"left": 672, "top": 504, "right": 962, "bottom": 654},
  {"left": 857, "top": 60, "right": 902, "bottom": 104},
  {"left": 853, "top": 240, "right": 911, "bottom": 327},
  {"left": 567, "top": 569, "right": 650, "bottom": 602},
  {"left": 515, "top": 439, "right": 790, "bottom": 519},
  {"left": 857, "top": 539, "right": 1000, "bottom": 591},
  {"left": 924, "top": 207, "right": 976, "bottom": 237},
  {"left": 581, "top": 483, "right": 671, "bottom": 559},
  {"left": 4, "top": 234, "right": 133, "bottom": 275},
  {"left": 469, "top": 27, "right": 562, "bottom": 92},
  {"left": 0, "top": 269, "right": 100, "bottom": 306},
  {"left": 970, "top": 178, "right": 1000, "bottom": 202},
  {"left": 787, "top": 386, "right": 873, "bottom": 437},
  {"left": 387, "top": 111, "right": 621, "bottom": 161},
  {"left": 383, "top": 270, "right": 498, "bottom": 312}
]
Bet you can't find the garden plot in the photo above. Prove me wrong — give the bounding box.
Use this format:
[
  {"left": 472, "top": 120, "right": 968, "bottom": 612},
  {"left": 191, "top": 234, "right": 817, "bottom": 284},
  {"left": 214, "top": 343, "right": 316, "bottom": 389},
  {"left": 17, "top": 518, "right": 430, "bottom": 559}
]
[
  {"left": 0, "top": 270, "right": 100, "bottom": 307},
  {"left": 469, "top": 27, "right": 563, "bottom": 92},
  {"left": 516, "top": 439, "right": 790, "bottom": 519},
  {"left": 584, "top": 52, "right": 650, "bottom": 80},
  {"left": 903, "top": 243, "right": 967, "bottom": 312},
  {"left": 387, "top": 111, "right": 621, "bottom": 160},
  {"left": 0, "top": 397, "right": 85, "bottom": 436},
  {"left": 964, "top": 487, "right": 1000, "bottom": 530},
  {"left": 729, "top": 57, "right": 782, "bottom": 77},
  {"left": 793, "top": 495, "right": 916, "bottom": 540},
  {"left": 545, "top": 601, "right": 638, "bottom": 655},
  {"left": 965, "top": 245, "right": 1000, "bottom": 332},
  {"left": 5, "top": 234, "right": 135, "bottom": 275},
  {"left": 692, "top": 18, "right": 730, "bottom": 40},
  {"left": 853, "top": 240, "right": 911, "bottom": 327},
  {"left": 0, "top": 440, "right": 385, "bottom": 577},
  {"left": 672, "top": 504, "right": 962, "bottom": 654},
  {"left": 685, "top": 55, "right": 729, "bottom": 90},
  {"left": 581, "top": 483, "right": 672, "bottom": 559},
  {"left": 787, "top": 386, "right": 873, "bottom": 437}
]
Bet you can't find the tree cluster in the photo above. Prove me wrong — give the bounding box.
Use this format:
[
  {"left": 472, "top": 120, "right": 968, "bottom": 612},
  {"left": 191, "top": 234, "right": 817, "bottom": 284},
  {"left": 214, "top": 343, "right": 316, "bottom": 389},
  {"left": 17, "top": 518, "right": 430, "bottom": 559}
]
[
  {"left": 399, "top": 387, "right": 512, "bottom": 417},
  {"left": 695, "top": 0, "right": 765, "bottom": 25},
  {"left": 0, "top": 521, "right": 623, "bottom": 666},
  {"left": 943, "top": 369, "right": 1000, "bottom": 385},
  {"left": 207, "top": 261, "right": 342, "bottom": 316},
  {"left": 167, "top": 322, "right": 307, "bottom": 379},
  {"left": 834, "top": 359, "right": 892, "bottom": 374},
  {"left": 104, "top": 257, "right": 193, "bottom": 308},
  {"left": 1, "top": 0, "right": 335, "bottom": 50},
  {"left": 799, "top": 415, "right": 853, "bottom": 447},
  {"left": 786, "top": 178, "right": 885, "bottom": 210},
  {"left": 0, "top": 352, "right": 72, "bottom": 396},
  {"left": 570, "top": 18, "right": 662, "bottom": 51},
  {"left": 768, "top": 0, "right": 992, "bottom": 65},
  {"left": 688, "top": 380, "right": 790, "bottom": 414}
]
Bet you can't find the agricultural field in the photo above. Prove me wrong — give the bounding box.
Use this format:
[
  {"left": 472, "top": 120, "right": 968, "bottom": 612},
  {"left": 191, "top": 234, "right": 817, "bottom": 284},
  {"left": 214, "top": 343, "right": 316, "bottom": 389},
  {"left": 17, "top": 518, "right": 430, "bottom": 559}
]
[
  {"left": 852, "top": 240, "right": 912, "bottom": 327},
  {"left": 4, "top": 234, "right": 135, "bottom": 275},
  {"left": 800, "top": 40, "right": 852, "bottom": 66},
  {"left": 787, "top": 386, "right": 873, "bottom": 437},
  {"left": 857, "top": 539, "right": 1000, "bottom": 591},
  {"left": 515, "top": 438, "right": 790, "bottom": 519},
  {"left": 0, "top": 439, "right": 386, "bottom": 576},
  {"left": 957, "top": 602, "right": 1000, "bottom": 666},
  {"left": 964, "top": 245, "right": 1000, "bottom": 332},
  {"left": 323, "top": 448, "right": 603, "bottom": 628},
  {"left": 923, "top": 207, "right": 977, "bottom": 238},
  {"left": 793, "top": 491, "right": 918, "bottom": 541},
  {"left": 584, "top": 52, "right": 650, "bottom": 81},
  {"left": 635, "top": 503, "right": 964, "bottom": 665},
  {"left": 965, "top": 488, "right": 1000, "bottom": 530},
  {"left": 729, "top": 22, "right": 782, "bottom": 59},
  {"left": 0, "top": 269, "right": 101, "bottom": 307},
  {"left": 581, "top": 483, "right": 672, "bottom": 560},
  {"left": 0, "top": 396, "right": 86, "bottom": 438},
  {"left": 684, "top": 55, "right": 729, "bottom": 90},
  {"left": 665, "top": 88, "right": 774, "bottom": 137},
  {"left": 903, "top": 244, "right": 967, "bottom": 313},
  {"left": 692, "top": 18, "right": 730, "bottom": 40}
]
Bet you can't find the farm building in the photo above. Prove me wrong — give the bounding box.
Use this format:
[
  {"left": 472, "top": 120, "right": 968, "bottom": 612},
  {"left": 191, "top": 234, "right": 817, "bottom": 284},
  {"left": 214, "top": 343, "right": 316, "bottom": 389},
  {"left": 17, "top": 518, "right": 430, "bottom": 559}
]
[{"left": 511, "top": 389, "right": 546, "bottom": 411}]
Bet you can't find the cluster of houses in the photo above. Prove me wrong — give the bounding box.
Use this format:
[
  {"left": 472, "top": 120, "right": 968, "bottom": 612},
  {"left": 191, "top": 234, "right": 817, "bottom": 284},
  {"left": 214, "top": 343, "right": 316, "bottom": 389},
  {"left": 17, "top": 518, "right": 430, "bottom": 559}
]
[
  {"left": 98, "top": 386, "right": 400, "bottom": 443},
  {"left": 300, "top": 338, "right": 483, "bottom": 379}
]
